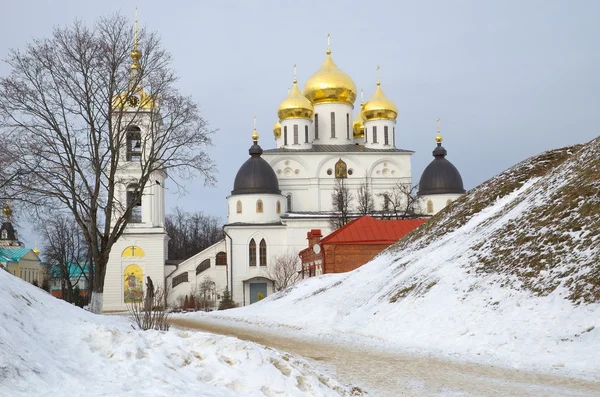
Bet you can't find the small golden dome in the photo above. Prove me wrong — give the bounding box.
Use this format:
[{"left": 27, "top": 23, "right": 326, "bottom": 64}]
[
  {"left": 2, "top": 203, "right": 12, "bottom": 219},
  {"left": 33, "top": 245, "right": 40, "bottom": 256},
  {"left": 361, "top": 82, "right": 398, "bottom": 121},
  {"left": 436, "top": 132, "right": 443, "bottom": 144},
  {"left": 252, "top": 128, "right": 259, "bottom": 142},
  {"left": 273, "top": 121, "right": 282, "bottom": 138},
  {"left": 277, "top": 81, "right": 314, "bottom": 120},
  {"left": 303, "top": 52, "right": 357, "bottom": 106},
  {"left": 352, "top": 103, "right": 365, "bottom": 138}
]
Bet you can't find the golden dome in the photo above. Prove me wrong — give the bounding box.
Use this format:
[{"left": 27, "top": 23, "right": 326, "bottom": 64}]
[
  {"left": 273, "top": 121, "right": 282, "bottom": 138},
  {"left": 252, "top": 128, "right": 259, "bottom": 141},
  {"left": 303, "top": 51, "right": 357, "bottom": 106},
  {"left": 277, "top": 80, "right": 314, "bottom": 120},
  {"left": 33, "top": 243, "right": 40, "bottom": 256},
  {"left": 361, "top": 82, "right": 398, "bottom": 121},
  {"left": 352, "top": 103, "right": 365, "bottom": 138}
]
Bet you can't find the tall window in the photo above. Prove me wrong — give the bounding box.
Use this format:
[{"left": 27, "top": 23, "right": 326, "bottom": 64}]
[
  {"left": 259, "top": 239, "right": 267, "bottom": 266},
  {"left": 284, "top": 126, "right": 288, "bottom": 145},
  {"left": 1, "top": 230, "right": 6, "bottom": 239},
  {"left": 216, "top": 252, "right": 227, "bottom": 266},
  {"left": 372, "top": 126, "right": 378, "bottom": 143},
  {"left": 236, "top": 200, "right": 242, "bottom": 214},
  {"left": 196, "top": 259, "right": 210, "bottom": 275},
  {"left": 384, "top": 126, "right": 389, "bottom": 145},
  {"left": 293, "top": 125, "right": 298, "bottom": 144},
  {"left": 427, "top": 200, "right": 434, "bottom": 214},
  {"left": 314, "top": 114, "right": 319, "bottom": 139},
  {"left": 256, "top": 199, "right": 263, "bottom": 213},
  {"left": 346, "top": 113, "right": 350, "bottom": 139},
  {"left": 383, "top": 193, "right": 391, "bottom": 211},
  {"left": 126, "top": 126, "right": 142, "bottom": 161},
  {"left": 393, "top": 127, "right": 396, "bottom": 146},
  {"left": 304, "top": 125, "right": 309, "bottom": 143},
  {"left": 286, "top": 193, "right": 292, "bottom": 212},
  {"left": 249, "top": 239, "right": 256, "bottom": 266},
  {"left": 276, "top": 200, "right": 281, "bottom": 214},
  {"left": 126, "top": 184, "right": 142, "bottom": 223},
  {"left": 330, "top": 112, "right": 336, "bottom": 138}
]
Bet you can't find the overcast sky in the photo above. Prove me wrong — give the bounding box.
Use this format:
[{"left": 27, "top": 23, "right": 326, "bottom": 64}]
[{"left": 1, "top": 0, "right": 599, "bottom": 247}]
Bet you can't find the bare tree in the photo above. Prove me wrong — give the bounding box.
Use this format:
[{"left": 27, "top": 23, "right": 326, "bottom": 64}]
[
  {"left": 330, "top": 179, "right": 354, "bottom": 229},
  {"left": 378, "top": 182, "right": 423, "bottom": 219},
  {"left": 127, "top": 278, "right": 170, "bottom": 331},
  {"left": 356, "top": 176, "right": 375, "bottom": 216},
  {"left": 194, "top": 276, "right": 216, "bottom": 311},
  {"left": 0, "top": 14, "right": 215, "bottom": 312},
  {"left": 267, "top": 251, "right": 300, "bottom": 291},
  {"left": 165, "top": 207, "right": 223, "bottom": 260},
  {"left": 39, "top": 214, "right": 90, "bottom": 305}
]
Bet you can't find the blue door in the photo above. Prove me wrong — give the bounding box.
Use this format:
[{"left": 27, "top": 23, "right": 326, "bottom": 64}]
[{"left": 249, "top": 283, "right": 267, "bottom": 304}]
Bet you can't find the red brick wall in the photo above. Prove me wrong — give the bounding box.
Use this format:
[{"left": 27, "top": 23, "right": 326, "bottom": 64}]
[{"left": 323, "top": 244, "right": 391, "bottom": 274}]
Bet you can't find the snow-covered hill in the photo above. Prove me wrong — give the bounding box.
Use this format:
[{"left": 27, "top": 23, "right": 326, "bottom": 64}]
[
  {"left": 0, "top": 270, "right": 360, "bottom": 396},
  {"left": 204, "top": 137, "right": 600, "bottom": 379}
]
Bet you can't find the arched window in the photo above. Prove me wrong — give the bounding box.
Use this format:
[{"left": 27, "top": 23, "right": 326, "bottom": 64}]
[
  {"left": 276, "top": 201, "right": 281, "bottom": 214},
  {"left": 256, "top": 199, "right": 263, "bottom": 213},
  {"left": 372, "top": 126, "right": 378, "bottom": 143},
  {"left": 259, "top": 239, "right": 267, "bottom": 266},
  {"left": 236, "top": 200, "right": 242, "bottom": 214},
  {"left": 346, "top": 113, "right": 350, "bottom": 139},
  {"left": 249, "top": 239, "right": 256, "bottom": 266},
  {"left": 172, "top": 272, "right": 189, "bottom": 288},
  {"left": 284, "top": 126, "right": 288, "bottom": 145},
  {"left": 446, "top": 199, "right": 452, "bottom": 206},
  {"left": 216, "top": 252, "right": 227, "bottom": 266},
  {"left": 286, "top": 194, "right": 292, "bottom": 213},
  {"left": 1, "top": 230, "right": 7, "bottom": 239},
  {"left": 126, "top": 184, "right": 142, "bottom": 223},
  {"left": 126, "top": 126, "right": 142, "bottom": 161},
  {"left": 330, "top": 112, "right": 336, "bottom": 138},
  {"left": 304, "top": 125, "right": 309, "bottom": 143},
  {"left": 196, "top": 259, "right": 211, "bottom": 275},
  {"left": 427, "top": 200, "right": 434, "bottom": 214},
  {"left": 314, "top": 114, "right": 319, "bottom": 139},
  {"left": 293, "top": 125, "right": 298, "bottom": 144},
  {"left": 384, "top": 126, "right": 389, "bottom": 145}
]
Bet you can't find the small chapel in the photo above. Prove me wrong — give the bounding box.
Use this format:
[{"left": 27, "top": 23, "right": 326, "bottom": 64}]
[{"left": 101, "top": 23, "right": 466, "bottom": 311}]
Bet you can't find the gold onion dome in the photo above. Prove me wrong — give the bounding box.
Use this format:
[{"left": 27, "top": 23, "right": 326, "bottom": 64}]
[
  {"left": 303, "top": 50, "right": 357, "bottom": 106},
  {"left": 362, "top": 80, "right": 398, "bottom": 121},
  {"left": 273, "top": 121, "right": 282, "bottom": 138},
  {"left": 353, "top": 103, "right": 365, "bottom": 138},
  {"left": 277, "top": 80, "right": 314, "bottom": 120}
]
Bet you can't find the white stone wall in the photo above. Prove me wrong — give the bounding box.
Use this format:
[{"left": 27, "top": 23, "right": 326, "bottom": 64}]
[
  {"left": 312, "top": 103, "right": 355, "bottom": 144},
  {"left": 226, "top": 193, "right": 286, "bottom": 224},
  {"left": 280, "top": 118, "right": 312, "bottom": 149},
  {"left": 165, "top": 239, "right": 228, "bottom": 308},
  {"left": 363, "top": 119, "right": 396, "bottom": 149},
  {"left": 419, "top": 193, "right": 463, "bottom": 215}
]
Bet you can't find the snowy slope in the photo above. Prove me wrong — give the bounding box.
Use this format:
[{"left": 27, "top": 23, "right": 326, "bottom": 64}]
[
  {"left": 0, "top": 270, "right": 360, "bottom": 397},
  {"left": 199, "top": 137, "right": 600, "bottom": 379}
]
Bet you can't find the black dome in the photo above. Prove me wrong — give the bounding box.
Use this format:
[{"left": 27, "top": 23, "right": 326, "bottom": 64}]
[
  {"left": 418, "top": 144, "right": 465, "bottom": 196},
  {"left": 232, "top": 141, "right": 281, "bottom": 195}
]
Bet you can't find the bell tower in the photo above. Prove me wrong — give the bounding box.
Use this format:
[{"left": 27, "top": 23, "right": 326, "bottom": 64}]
[{"left": 103, "top": 12, "right": 168, "bottom": 312}]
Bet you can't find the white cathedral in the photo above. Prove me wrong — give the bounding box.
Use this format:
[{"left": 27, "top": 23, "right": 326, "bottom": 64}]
[{"left": 102, "top": 33, "right": 466, "bottom": 311}]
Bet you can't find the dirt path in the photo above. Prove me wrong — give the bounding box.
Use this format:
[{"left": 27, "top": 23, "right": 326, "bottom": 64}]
[{"left": 171, "top": 317, "right": 599, "bottom": 396}]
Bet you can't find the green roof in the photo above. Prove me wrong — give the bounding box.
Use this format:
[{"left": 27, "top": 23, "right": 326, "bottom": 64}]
[{"left": 0, "top": 247, "right": 35, "bottom": 262}]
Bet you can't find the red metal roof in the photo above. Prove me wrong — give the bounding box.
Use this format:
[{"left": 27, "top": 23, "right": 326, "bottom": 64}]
[{"left": 321, "top": 216, "right": 427, "bottom": 245}]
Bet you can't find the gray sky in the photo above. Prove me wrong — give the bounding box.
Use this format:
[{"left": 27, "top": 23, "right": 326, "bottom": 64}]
[{"left": 1, "top": 0, "right": 599, "bottom": 246}]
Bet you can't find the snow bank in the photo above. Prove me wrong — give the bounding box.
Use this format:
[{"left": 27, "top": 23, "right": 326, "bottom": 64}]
[
  {"left": 194, "top": 143, "right": 600, "bottom": 380},
  {"left": 0, "top": 270, "right": 356, "bottom": 396}
]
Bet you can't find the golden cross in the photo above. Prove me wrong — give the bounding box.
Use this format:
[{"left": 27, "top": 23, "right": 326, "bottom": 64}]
[
  {"left": 437, "top": 116, "right": 441, "bottom": 134},
  {"left": 327, "top": 32, "right": 331, "bottom": 54},
  {"left": 134, "top": 8, "right": 139, "bottom": 50},
  {"left": 360, "top": 88, "right": 364, "bottom": 103},
  {"left": 376, "top": 65, "right": 381, "bottom": 85},
  {"left": 253, "top": 113, "right": 256, "bottom": 130},
  {"left": 293, "top": 63, "right": 297, "bottom": 83}
]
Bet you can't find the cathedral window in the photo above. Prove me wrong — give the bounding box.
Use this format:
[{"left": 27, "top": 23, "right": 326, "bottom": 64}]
[
  {"left": 330, "top": 112, "right": 335, "bottom": 138},
  {"left": 236, "top": 200, "right": 242, "bottom": 214},
  {"left": 126, "top": 184, "right": 142, "bottom": 223},
  {"left": 346, "top": 113, "right": 350, "bottom": 139},
  {"left": 256, "top": 199, "right": 263, "bottom": 213},
  {"left": 276, "top": 200, "right": 281, "bottom": 214},
  {"left": 427, "top": 200, "right": 434, "bottom": 214},
  {"left": 286, "top": 194, "right": 292, "bottom": 212},
  {"left": 314, "top": 114, "right": 319, "bottom": 139},
  {"left": 216, "top": 252, "right": 227, "bottom": 266},
  {"left": 304, "top": 125, "right": 309, "bottom": 143},
  {"left": 172, "top": 272, "right": 188, "bottom": 288},
  {"left": 126, "top": 126, "right": 142, "bottom": 161},
  {"left": 293, "top": 125, "right": 298, "bottom": 144},
  {"left": 259, "top": 239, "right": 267, "bottom": 266},
  {"left": 249, "top": 239, "right": 257, "bottom": 266},
  {"left": 284, "top": 126, "right": 288, "bottom": 145},
  {"left": 372, "top": 126, "right": 378, "bottom": 143},
  {"left": 196, "top": 259, "right": 210, "bottom": 275},
  {"left": 393, "top": 127, "right": 396, "bottom": 146},
  {"left": 384, "top": 126, "right": 389, "bottom": 145}
]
